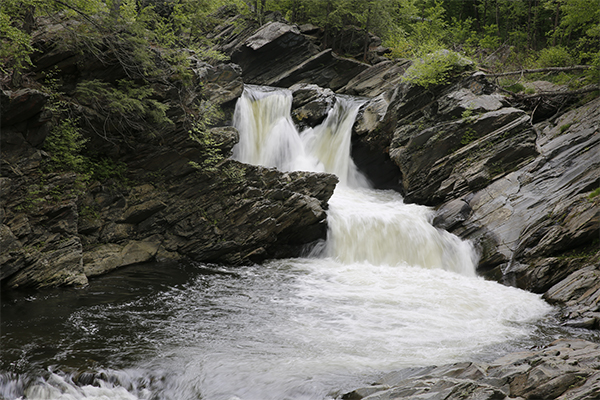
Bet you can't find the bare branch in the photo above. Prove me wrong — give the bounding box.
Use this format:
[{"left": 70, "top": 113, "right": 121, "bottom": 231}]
[
  {"left": 486, "top": 65, "right": 592, "bottom": 78},
  {"left": 515, "top": 85, "right": 600, "bottom": 99}
]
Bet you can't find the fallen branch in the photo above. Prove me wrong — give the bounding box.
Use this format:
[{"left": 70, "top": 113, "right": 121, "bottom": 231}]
[
  {"left": 515, "top": 85, "right": 600, "bottom": 99},
  {"left": 486, "top": 65, "right": 592, "bottom": 78}
]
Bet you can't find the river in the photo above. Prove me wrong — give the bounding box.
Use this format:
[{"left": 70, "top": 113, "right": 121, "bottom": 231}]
[{"left": 0, "top": 85, "right": 580, "bottom": 400}]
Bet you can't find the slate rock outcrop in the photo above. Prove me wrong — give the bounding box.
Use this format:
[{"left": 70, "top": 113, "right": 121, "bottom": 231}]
[
  {"left": 343, "top": 339, "right": 600, "bottom": 400},
  {"left": 346, "top": 62, "right": 599, "bottom": 330},
  {"left": 0, "top": 22, "right": 338, "bottom": 289}
]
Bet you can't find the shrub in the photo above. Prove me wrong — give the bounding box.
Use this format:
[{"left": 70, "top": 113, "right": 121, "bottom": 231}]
[
  {"left": 537, "top": 46, "right": 574, "bottom": 68},
  {"left": 43, "top": 118, "right": 88, "bottom": 174},
  {"left": 402, "top": 50, "right": 473, "bottom": 88}
]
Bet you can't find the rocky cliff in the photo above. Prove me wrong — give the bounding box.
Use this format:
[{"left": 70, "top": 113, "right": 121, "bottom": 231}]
[
  {"left": 0, "top": 19, "right": 338, "bottom": 289},
  {"left": 1, "top": 12, "right": 598, "bottom": 327},
  {"left": 1, "top": 13, "right": 599, "bottom": 400},
  {"left": 345, "top": 60, "right": 599, "bottom": 331}
]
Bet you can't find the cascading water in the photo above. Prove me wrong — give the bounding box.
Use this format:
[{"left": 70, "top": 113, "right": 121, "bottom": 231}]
[
  {"left": 233, "top": 85, "right": 476, "bottom": 274},
  {"left": 0, "top": 85, "right": 558, "bottom": 400}
]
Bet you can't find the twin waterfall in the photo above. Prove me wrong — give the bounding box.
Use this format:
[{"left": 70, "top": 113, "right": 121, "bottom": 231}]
[
  {"left": 233, "top": 85, "right": 476, "bottom": 274},
  {"left": 0, "top": 85, "right": 553, "bottom": 400}
]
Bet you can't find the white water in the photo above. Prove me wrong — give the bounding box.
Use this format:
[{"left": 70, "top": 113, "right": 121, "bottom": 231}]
[{"left": 1, "top": 85, "right": 555, "bottom": 400}]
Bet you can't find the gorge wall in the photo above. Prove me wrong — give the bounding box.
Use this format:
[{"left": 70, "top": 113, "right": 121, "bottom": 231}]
[{"left": 1, "top": 14, "right": 598, "bottom": 334}]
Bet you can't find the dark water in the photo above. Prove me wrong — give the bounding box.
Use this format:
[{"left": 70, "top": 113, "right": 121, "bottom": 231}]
[{"left": 2, "top": 259, "right": 598, "bottom": 400}]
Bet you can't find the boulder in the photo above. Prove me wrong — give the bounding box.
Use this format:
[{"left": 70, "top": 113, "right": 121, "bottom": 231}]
[
  {"left": 225, "top": 21, "right": 370, "bottom": 91},
  {"left": 83, "top": 240, "right": 161, "bottom": 277},
  {"left": 339, "top": 59, "right": 411, "bottom": 98},
  {"left": 290, "top": 83, "right": 336, "bottom": 129},
  {"left": 0, "top": 89, "right": 49, "bottom": 126}
]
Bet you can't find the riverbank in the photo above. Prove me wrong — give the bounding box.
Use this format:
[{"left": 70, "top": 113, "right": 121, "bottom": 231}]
[{"left": 1, "top": 9, "right": 599, "bottom": 400}]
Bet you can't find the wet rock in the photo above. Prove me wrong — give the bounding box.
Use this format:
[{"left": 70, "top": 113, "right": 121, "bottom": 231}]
[
  {"left": 195, "top": 62, "right": 244, "bottom": 105},
  {"left": 340, "top": 59, "right": 411, "bottom": 98},
  {"left": 5, "top": 236, "right": 88, "bottom": 289},
  {"left": 344, "top": 339, "right": 600, "bottom": 400},
  {"left": 290, "top": 83, "right": 336, "bottom": 129}
]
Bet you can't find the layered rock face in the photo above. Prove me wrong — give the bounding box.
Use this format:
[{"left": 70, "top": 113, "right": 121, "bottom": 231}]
[
  {"left": 344, "top": 339, "right": 600, "bottom": 400},
  {"left": 0, "top": 24, "right": 337, "bottom": 289},
  {"left": 211, "top": 16, "right": 373, "bottom": 91},
  {"left": 347, "top": 60, "right": 599, "bottom": 330}
]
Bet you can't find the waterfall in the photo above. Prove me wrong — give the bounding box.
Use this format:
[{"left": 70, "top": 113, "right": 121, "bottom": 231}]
[
  {"left": 0, "top": 84, "right": 553, "bottom": 400},
  {"left": 233, "top": 85, "right": 477, "bottom": 275}
]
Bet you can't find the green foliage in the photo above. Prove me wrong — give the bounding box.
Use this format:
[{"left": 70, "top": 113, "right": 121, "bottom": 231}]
[
  {"left": 506, "top": 82, "right": 526, "bottom": 93},
  {"left": 461, "top": 127, "right": 477, "bottom": 146},
  {"left": 76, "top": 79, "right": 172, "bottom": 135},
  {"left": 188, "top": 101, "right": 245, "bottom": 181},
  {"left": 537, "top": 46, "right": 574, "bottom": 67},
  {"left": 90, "top": 157, "right": 128, "bottom": 182},
  {"left": 0, "top": 9, "right": 34, "bottom": 73},
  {"left": 479, "top": 25, "right": 501, "bottom": 51},
  {"left": 559, "top": 122, "right": 573, "bottom": 133},
  {"left": 188, "top": 101, "right": 225, "bottom": 172},
  {"left": 402, "top": 50, "right": 473, "bottom": 88},
  {"left": 589, "top": 188, "right": 600, "bottom": 200},
  {"left": 461, "top": 107, "right": 478, "bottom": 124},
  {"left": 44, "top": 118, "right": 89, "bottom": 174}
]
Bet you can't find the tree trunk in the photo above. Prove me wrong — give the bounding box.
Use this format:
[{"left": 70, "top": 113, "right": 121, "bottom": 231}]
[
  {"left": 483, "top": 0, "right": 488, "bottom": 25},
  {"left": 23, "top": 5, "right": 36, "bottom": 34},
  {"left": 495, "top": 0, "right": 501, "bottom": 39},
  {"left": 474, "top": 0, "right": 481, "bottom": 32},
  {"left": 552, "top": 1, "right": 560, "bottom": 46},
  {"left": 324, "top": 0, "right": 332, "bottom": 49},
  {"left": 533, "top": 0, "right": 539, "bottom": 49},
  {"left": 527, "top": 0, "right": 532, "bottom": 49},
  {"left": 363, "top": 3, "right": 372, "bottom": 62}
]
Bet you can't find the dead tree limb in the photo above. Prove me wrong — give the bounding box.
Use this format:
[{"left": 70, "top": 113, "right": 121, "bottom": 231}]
[
  {"left": 485, "top": 65, "right": 592, "bottom": 78},
  {"left": 515, "top": 85, "right": 600, "bottom": 99}
]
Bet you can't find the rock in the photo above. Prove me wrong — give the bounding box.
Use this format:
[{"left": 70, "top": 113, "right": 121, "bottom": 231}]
[
  {"left": 390, "top": 107, "right": 537, "bottom": 205},
  {"left": 230, "top": 22, "right": 318, "bottom": 85},
  {"left": 5, "top": 236, "right": 88, "bottom": 288},
  {"left": 208, "top": 126, "right": 240, "bottom": 157},
  {"left": 434, "top": 96, "right": 599, "bottom": 284},
  {"left": 290, "top": 83, "right": 336, "bottom": 129},
  {"left": 0, "top": 89, "right": 49, "bottom": 126},
  {"left": 274, "top": 49, "right": 371, "bottom": 91},
  {"left": 83, "top": 240, "right": 160, "bottom": 278},
  {"left": 226, "top": 21, "right": 370, "bottom": 91},
  {"left": 195, "top": 62, "right": 244, "bottom": 105},
  {"left": 343, "top": 339, "right": 600, "bottom": 400},
  {"left": 340, "top": 59, "right": 411, "bottom": 98},
  {"left": 118, "top": 200, "right": 167, "bottom": 225}
]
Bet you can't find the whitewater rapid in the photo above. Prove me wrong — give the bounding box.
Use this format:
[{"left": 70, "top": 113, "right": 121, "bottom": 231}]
[{"left": 0, "top": 85, "right": 556, "bottom": 400}]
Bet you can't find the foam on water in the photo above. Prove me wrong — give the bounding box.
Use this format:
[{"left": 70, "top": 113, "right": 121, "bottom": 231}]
[{"left": 0, "top": 85, "right": 555, "bottom": 400}]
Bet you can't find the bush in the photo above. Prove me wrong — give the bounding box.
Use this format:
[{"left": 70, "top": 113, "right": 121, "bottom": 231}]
[
  {"left": 537, "top": 46, "right": 574, "bottom": 68},
  {"left": 402, "top": 50, "right": 473, "bottom": 88},
  {"left": 44, "top": 118, "right": 89, "bottom": 174}
]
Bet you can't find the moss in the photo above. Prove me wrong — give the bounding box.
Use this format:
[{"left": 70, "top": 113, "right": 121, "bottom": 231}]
[{"left": 559, "top": 122, "right": 573, "bottom": 134}]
